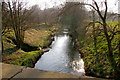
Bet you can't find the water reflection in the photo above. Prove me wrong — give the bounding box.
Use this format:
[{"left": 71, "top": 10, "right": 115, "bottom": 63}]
[{"left": 35, "top": 34, "right": 85, "bottom": 76}]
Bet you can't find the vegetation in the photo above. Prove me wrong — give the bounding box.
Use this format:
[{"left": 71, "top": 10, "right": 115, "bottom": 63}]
[
  {"left": 24, "top": 28, "right": 52, "bottom": 47},
  {"left": 2, "top": 1, "right": 32, "bottom": 48},
  {"left": 80, "top": 21, "right": 120, "bottom": 79},
  {"left": 58, "top": 0, "right": 120, "bottom": 79},
  {"left": 59, "top": 2, "right": 87, "bottom": 42},
  {"left": 2, "top": 0, "right": 59, "bottom": 67},
  {"left": 2, "top": 23, "right": 58, "bottom": 67},
  {"left": 80, "top": 0, "right": 120, "bottom": 79},
  {"left": 1, "top": 0, "right": 120, "bottom": 79},
  {"left": 3, "top": 49, "right": 41, "bottom": 67}
]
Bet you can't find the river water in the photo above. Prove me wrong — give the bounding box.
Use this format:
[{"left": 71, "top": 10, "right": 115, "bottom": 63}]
[{"left": 34, "top": 30, "right": 85, "bottom": 76}]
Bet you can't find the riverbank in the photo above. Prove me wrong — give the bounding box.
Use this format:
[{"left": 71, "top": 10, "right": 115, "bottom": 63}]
[
  {"left": 2, "top": 25, "right": 58, "bottom": 68},
  {"left": 76, "top": 21, "right": 120, "bottom": 79}
]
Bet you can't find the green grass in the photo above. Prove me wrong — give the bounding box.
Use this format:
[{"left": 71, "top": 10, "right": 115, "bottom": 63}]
[
  {"left": 3, "top": 49, "right": 42, "bottom": 67},
  {"left": 2, "top": 30, "right": 17, "bottom": 54},
  {"left": 79, "top": 20, "right": 120, "bottom": 79},
  {"left": 2, "top": 24, "right": 59, "bottom": 67},
  {"left": 106, "top": 21, "right": 119, "bottom": 25},
  {"left": 95, "top": 21, "right": 119, "bottom": 27},
  {"left": 81, "top": 34, "right": 119, "bottom": 78}
]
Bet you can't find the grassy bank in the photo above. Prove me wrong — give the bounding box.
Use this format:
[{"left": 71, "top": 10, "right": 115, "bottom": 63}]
[
  {"left": 2, "top": 25, "right": 58, "bottom": 67},
  {"left": 3, "top": 49, "right": 42, "bottom": 67},
  {"left": 78, "top": 21, "right": 120, "bottom": 79},
  {"left": 24, "top": 28, "right": 51, "bottom": 48}
]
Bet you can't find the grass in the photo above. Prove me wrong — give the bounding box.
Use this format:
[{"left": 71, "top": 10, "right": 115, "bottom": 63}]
[
  {"left": 2, "top": 30, "right": 16, "bottom": 51},
  {"left": 79, "top": 21, "right": 120, "bottom": 79},
  {"left": 2, "top": 49, "right": 42, "bottom": 67},
  {"left": 24, "top": 29, "right": 51, "bottom": 47},
  {"left": 95, "top": 21, "right": 119, "bottom": 27},
  {"left": 24, "top": 26, "right": 58, "bottom": 47},
  {"left": 2, "top": 25, "right": 58, "bottom": 67}
]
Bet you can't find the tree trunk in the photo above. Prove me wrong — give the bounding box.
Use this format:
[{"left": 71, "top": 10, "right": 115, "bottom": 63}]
[
  {"left": 92, "top": 10, "right": 98, "bottom": 56},
  {"left": 2, "top": 41, "right": 4, "bottom": 53},
  {"left": 14, "top": 28, "right": 24, "bottom": 48},
  {"left": 102, "top": 21, "right": 119, "bottom": 78}
]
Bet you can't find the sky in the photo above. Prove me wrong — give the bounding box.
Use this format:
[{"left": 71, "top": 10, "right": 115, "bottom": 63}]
[
  {"left": 27, "top": 0, "right": 65, "bottom": 9},
  {"left": 20, "top": 0, "right": 120, "bottom": 14}
]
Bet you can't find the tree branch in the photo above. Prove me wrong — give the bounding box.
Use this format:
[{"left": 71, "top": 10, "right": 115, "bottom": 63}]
[
  {"left": 92, "top": 0, "right": 104, "bottom": 20},
  {"left": 110, "top": 31, "right": 120, "bottom": 41},
  {"left": 104, "top": 0, "right": 108, "bottom": 20},
  {"left": 86, "top": 21, "right": 103, "bottom": 27}
]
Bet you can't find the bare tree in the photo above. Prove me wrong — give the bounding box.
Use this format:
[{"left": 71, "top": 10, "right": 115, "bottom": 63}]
[
  {"left": 2, "top": 1, "right": 11, "bottom": 36},
  {"left": 82, "top": 0, "right": 120, "bottom": 78},
  {"left": 59, "top": 0, "right": 120, "bottom": 78},
  {"left": 7, "top": 0, "right": 32, "bottom": 48},
  {"left": 2, "top": 1, "right": 11, "bottom": 51}
]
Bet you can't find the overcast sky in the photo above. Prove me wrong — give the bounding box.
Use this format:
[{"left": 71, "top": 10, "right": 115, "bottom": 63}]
[{"left": 21, "top": 0, "right": 119, "bottom": 13}]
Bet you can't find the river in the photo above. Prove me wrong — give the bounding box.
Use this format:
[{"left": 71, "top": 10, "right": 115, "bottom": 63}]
[{"left": 34, "top": 29, "right": 85, "bottom": 76}]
